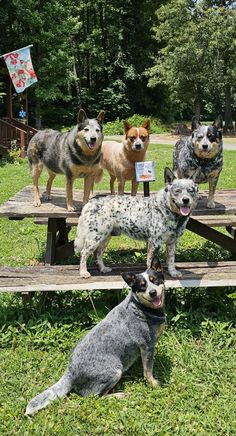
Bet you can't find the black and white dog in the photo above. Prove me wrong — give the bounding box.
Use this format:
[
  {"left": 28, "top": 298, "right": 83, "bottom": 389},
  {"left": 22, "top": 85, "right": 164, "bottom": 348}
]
[
  {"left": 25, "top": 259, "right": 165, "bottom": 416},
  {"left": 74, "top": 168, "right": 199, "bottom": 279},
  {"left": 173, "top": 117, "right": 223, "bottom": 208}
]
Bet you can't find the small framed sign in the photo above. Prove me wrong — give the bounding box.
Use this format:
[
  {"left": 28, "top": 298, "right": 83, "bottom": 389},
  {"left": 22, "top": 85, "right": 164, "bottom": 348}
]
[{"left": 135, "top": 161, "right": 155, "bottom": 182}]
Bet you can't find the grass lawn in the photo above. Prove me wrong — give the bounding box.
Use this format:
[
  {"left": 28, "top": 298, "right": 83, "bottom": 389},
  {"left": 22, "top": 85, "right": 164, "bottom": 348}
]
[{"left": 0, "top": 144, "right": 235, "bottom": 435}]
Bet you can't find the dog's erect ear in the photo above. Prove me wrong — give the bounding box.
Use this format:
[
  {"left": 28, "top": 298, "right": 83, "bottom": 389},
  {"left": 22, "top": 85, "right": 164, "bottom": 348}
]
[
  {"left": 213, "top": 115, "right": 223, "bottom": 131},
  {"left": 121, "top": 272, "right": 137, "bottom": 288},
  {"left": 191, "top": 116, "right": 201, "bottom": 131},
  {"left": 151, "top": 258, "right": 162, "bottom": 272},
  {"left": 190, "top": 167, "right": 201, "bottom": 184},
  {"left": 164, "top": 167, "right": 176, "bottom": 184},
  {"left": 142, "top": 119, "right": 150, "bottom": 133},
  {"left": 124, "top": 120, "right": 132, "bottom": 133},
  {"left": 97, "top": 110, "right": 105, "bottom": 125},
  {"left": 77, "top": 109, "right": 87, "bottom": 124}
]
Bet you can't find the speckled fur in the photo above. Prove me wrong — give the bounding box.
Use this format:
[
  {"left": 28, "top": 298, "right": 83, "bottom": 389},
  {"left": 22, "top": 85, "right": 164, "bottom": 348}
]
[
  {"left": 173, "top": 117, "right": 223, "bottom": 208},
  {"left": 25, "top": 261, "right": 165, "bottom": 416},
  {"left": 27, "top": 109, "right": 104, "bottom": 211},
  {"left": 74, "top": 168, "right": 199, "bottom": 279}
]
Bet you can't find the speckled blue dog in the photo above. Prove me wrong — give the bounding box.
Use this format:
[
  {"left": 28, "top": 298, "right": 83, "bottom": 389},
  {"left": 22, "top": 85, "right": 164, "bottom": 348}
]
[
  {"left": 173, "top": 117, "right": 223, "bottom": 208},
  {"left": 25, "top": 259, "right": 165, "bottom": 416},
  {"left": 75, "top": 167, "right": 199, "bottom": 279}
]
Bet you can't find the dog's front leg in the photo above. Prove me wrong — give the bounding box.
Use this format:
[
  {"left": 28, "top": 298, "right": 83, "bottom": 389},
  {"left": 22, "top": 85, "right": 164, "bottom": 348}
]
[
  {"left": 66, "top": 177, "right": 76, "bottom": 211},
  {"left": 83, "top": 174, "right": 95, "bottom": 204},
  {"left": 117, "top": 178, "right": 125, "bottom": 195},
  {"left": 166, "top": 238, "right": 182, "bottom": 278},
  {"left": 140, "top": 347, "right": 159, "bottom": 388},
  {"left": 207, "top": 175, "right": 219, "bottom": 208},
  {"left": 147, "top": 241, "right": 159, "bottom": 268},
  {"left": 131, "top": 180, "right": 139, "bottom": 196}
]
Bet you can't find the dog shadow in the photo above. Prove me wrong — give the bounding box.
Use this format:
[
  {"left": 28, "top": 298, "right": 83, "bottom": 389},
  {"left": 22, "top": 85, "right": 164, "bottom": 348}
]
[{"left": 114, "top": 351, "right": 172, "bottom": 392}]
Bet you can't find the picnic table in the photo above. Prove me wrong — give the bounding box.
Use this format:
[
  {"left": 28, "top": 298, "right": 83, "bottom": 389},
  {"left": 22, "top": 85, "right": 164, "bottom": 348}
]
[{"left": 0, "top": 186, "right": 236, "bottom": 292}]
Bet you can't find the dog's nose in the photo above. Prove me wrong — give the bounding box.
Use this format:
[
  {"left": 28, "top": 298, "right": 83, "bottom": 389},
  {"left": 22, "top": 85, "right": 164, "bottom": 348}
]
[
  {"left": 149, "top": 289, "right": 157, "bottom": 297},
  {"left": 182, "top": 197, "right": 190, "bottom": 205},
  {"left": 202, "top": 144, "right": 208, "bottom": 150},
  {"left": 135, "top": 143, "right": 142, "bottom": 150},
  {"left": 90, "top": 137, "right": 97, "bottom": 143}
]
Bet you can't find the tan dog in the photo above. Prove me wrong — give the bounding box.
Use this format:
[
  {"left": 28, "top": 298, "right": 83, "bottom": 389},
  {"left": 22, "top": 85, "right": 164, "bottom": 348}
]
[{"left": 101, "top": 119, "right": 150, "bottom": 195}]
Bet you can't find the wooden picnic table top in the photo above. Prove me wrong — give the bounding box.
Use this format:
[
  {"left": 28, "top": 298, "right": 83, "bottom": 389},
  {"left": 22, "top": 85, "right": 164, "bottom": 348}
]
[{"left": 0, "top": 186, "right": 236, "bottom": 219}]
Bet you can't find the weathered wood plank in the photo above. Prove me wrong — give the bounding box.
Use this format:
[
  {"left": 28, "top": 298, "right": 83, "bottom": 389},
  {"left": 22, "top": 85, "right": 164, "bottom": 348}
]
[
  {"left": 1, "top": 261, "right": 236, "bottom": 292},
  {"left": 1, "top": 187, "right": 236, "bottom": 218}
]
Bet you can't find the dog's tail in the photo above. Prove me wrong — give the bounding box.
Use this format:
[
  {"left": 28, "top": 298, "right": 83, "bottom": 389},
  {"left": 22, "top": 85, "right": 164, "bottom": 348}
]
[{"left": 25, "top": 372, "right": 72, "bottom": 416}]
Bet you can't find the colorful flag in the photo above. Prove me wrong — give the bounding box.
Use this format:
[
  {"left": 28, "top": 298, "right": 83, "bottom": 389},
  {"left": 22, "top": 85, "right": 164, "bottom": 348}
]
[{"left": 3, "top": 45, "right": 37, "bottom": 93}]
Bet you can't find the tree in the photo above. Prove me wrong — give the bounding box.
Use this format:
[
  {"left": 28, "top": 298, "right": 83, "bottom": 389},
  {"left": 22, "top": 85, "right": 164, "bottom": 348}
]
[{"left": 147, "top": 0, "right": 236, "bottom": 123}]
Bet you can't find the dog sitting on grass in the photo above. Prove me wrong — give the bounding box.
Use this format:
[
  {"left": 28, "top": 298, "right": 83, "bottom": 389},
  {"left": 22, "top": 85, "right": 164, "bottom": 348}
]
[{"left": 25, "top": 259, "right": 165, "bottom": 416}]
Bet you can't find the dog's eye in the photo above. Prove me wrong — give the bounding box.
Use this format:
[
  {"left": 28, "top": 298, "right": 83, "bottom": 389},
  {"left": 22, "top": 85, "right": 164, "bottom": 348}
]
[
  {"left": 173, "top": 189, "right": 181, "bottom": 194},
  {"left": 84, "top": 127, "right": 89, "bottom": 132},
  {"left": 140, "top": 136, "right": 146, "bottom": 141},
  {"left": 149, "top": 276, "right": 154, "bottom": 282},
  {"left": 197, "top": 135, "right": 203, "bottom": 140},
  {"left": 187, "top": 188, "right": 194, "bottom": 193},
  {"left": 96, "top": 128, "right": 100, "bottom": 133},
  {"left": 129, "top": 136, "right": 136, "bottom": 141}
]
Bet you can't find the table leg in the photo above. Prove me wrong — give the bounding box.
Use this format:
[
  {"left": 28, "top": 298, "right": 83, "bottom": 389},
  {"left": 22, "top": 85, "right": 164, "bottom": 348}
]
[
  {"left": 45, "top": 218, "right": 75, "bottom": 264},
  {"left": 187, "top": 218, "right": 236, "bottom": 254}
]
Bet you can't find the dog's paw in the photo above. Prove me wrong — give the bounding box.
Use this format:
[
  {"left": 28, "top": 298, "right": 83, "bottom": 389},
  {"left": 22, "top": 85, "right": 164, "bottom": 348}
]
[
  {"left": 79, "top": 270, "right": 91, "bottom": 279},
  {"left": 33, "top": 199, "right": 41, "bottom": 207},
  {"left": 169, "top": 269, "right": 182, "bottom": 278},
  {"left": 147, "top": 377, "right": 160, "bottom": 388},
  {"left": 100, "top": 266, "right": 112, "bottom": 274},
  {"left": 42, "top": 192, "right": 52, "bottom": 201},
  {"left": 207, "top": 200, "right": 215, "bottom": 208},
  {"left": 67, "top": 205, "right": 76, "bottom": 212}
]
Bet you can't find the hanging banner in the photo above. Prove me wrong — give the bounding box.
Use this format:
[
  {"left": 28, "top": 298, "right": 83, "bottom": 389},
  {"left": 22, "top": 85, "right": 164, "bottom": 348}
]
[{"left": 2, "top": 45, "right": 38, "bottom": 93}]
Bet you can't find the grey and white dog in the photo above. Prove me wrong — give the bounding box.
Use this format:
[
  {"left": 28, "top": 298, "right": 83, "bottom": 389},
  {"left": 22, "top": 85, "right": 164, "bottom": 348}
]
[
  {"left": 74, "top": 168, "right": 199, "bottom": 279},
  {"left": 25, "top": 259, "right": 165, "bottom": 416},
  {"left": 173, "top": 117, "right": 223, "bottom": 208}
]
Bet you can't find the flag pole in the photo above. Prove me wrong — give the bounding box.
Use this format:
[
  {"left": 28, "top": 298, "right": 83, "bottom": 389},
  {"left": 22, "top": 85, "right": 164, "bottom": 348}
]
[{"left": 0, "top": 44, "right": 33, "bottom": 58}]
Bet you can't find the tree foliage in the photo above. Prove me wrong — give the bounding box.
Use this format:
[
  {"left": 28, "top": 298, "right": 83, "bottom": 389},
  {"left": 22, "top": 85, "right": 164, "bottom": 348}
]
[{"left": 0, "top": 0, "right": 235, "bottom": 126}]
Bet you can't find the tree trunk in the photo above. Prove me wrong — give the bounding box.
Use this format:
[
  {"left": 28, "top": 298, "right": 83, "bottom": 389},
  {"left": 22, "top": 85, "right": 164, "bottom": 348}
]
[
  {"left": 224, "top": 84, "right": 233, "bottom": 131},
  {"left": 35, "top": 101, "right": 42, "bottom": 129},
  {"left": 194, "top": 101, "right": 201, "bottom": 119}
]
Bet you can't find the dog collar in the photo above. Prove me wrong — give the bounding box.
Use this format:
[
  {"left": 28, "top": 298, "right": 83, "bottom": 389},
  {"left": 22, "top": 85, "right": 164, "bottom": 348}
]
[{"left": 129, "top": 293, "right": 166, "bottom": 323}]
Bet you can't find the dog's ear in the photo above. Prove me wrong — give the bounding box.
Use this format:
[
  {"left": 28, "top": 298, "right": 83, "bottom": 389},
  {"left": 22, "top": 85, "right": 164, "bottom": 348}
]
[
  {"left": 190, "top": 167, "right": 201, "bottom": 184},
  {"left": 124, "top": 120, "right": 132, "bottom": 133},
  {"left": 213, "top": 115, "right": 223, "bottom": 131},
  {"left": 191, "top": 116, "right": 201, "bottom": 131},
  {"left": 142, "top": 119, "right": 150, "bottom": 133},
  {"left": 78, "top": 109, "right": 87, "bottom": 124},
  {"left": 151, "top": 258, "right": 162, "bottom": 272},
  {"left": 121, "top": 272, "right": 137, "bottom": 287},
  {"left": 164, "top": 167, "right": 176, "bottom": 184},
  {"left": 97, "top": 110, "right": 105, "bottom": 125}
]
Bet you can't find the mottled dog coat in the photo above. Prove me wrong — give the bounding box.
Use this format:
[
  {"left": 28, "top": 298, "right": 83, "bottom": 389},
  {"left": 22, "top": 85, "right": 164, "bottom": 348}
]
[
  {"left": 25, "top": 260, "right": 165, "bottom": 416},
  {"left": 27, "top": 109, "right": 104, "bottom": 211},
  {"left": 101, "top": 119, "right": 150, "bottom": 195},
  {"left": 173, "top": 117, "right": 223, "bottom": 208},
  {"left": 74, "top": 168, "right": 199, "bottom": 279}
]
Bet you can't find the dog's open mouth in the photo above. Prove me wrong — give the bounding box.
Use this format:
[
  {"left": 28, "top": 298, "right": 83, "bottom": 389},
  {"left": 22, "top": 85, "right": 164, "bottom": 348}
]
[
  {"left": 87, "top": 142, "right": 97, "bottom": 150},
  {"left": 151, "top": 295, "right": 163, "bottom": 308},
  {"left": 179, "top": 206, "right": 190, "bottom": 216}
]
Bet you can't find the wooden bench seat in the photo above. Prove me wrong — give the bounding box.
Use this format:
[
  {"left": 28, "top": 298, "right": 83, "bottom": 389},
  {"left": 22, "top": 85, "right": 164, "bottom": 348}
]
[{"left": 1, "top": 261, "right": 236, "bottom": 293}]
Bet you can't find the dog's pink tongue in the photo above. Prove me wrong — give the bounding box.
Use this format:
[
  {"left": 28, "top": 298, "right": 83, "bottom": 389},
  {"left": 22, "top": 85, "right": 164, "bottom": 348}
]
[
  {"left": 152, "top": 296, "right": 162, "bottom": 307},
  {"left": 180, "top": 206, "right": 190, "bottom": 216},
  {"left": 88, "top": 142, "right": 95, "bottom": 150}
]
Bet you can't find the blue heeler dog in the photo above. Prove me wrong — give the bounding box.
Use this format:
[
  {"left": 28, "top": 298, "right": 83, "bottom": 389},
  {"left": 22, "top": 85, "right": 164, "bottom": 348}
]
[
  {"left": 25, "top": 259, "right": 165, "bottom": 416},
  {"left": 27, "top": 109, "right": 104, "bottom": 211},
  {"left": 173, "top": 117, "right": 223, "bottom": 208},
  {"left": 74, "top": 168, "right": 200, "bottom": 279}
]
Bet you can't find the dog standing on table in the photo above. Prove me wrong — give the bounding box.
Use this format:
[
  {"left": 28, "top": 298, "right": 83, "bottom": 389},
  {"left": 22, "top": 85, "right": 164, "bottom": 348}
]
[
  {"left": 74, "top": 168, "right": 199, "bottom": 279},
  {"left": 101, "top": 119, "right": 150, "bottom": 195},
  {"left": 27, "top": 109, "right": 104, "bottom": 211},
  {"left": 25, "top": 259, "right": 165, "bottom": 416},
  {"left": 173, "top": 117, "right": 223, "bottom": 208}
]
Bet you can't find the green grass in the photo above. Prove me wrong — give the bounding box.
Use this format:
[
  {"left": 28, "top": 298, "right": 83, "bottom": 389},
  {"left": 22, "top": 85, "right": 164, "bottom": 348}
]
[{"left": 0, "top": 144, "right": 236, "bottom": 435}]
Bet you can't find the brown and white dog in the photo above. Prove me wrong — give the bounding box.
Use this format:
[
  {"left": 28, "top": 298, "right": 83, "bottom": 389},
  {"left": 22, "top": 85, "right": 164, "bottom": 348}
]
[{"left": 101, "top": 119, "right": 150, "bottom": 195}]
